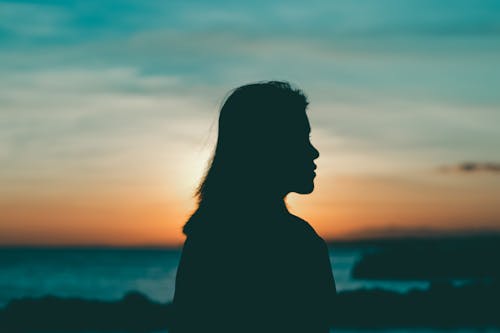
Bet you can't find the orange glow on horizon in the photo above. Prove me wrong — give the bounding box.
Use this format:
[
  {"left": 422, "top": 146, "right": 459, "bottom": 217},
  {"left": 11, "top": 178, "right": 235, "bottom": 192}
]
[{"left": 1, "top": 171, "right": 499, "bottom": 246}]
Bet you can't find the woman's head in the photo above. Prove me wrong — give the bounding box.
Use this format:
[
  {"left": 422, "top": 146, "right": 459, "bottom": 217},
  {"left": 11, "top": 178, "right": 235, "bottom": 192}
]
[{"left": 196, "top": 81, "right": 319, "bottom": 206}]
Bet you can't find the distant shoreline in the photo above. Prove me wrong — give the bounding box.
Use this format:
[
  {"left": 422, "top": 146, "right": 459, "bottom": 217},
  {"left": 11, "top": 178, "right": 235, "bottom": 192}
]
[{"left": 1, "top": 232, "right": 499, "bottom": 250}]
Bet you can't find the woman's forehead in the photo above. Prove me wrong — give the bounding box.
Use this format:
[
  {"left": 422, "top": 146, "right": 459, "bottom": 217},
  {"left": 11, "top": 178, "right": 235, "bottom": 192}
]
[
  {"left": 283, "top": 111, "right": 310, "bottom": 133},
  {"left": 272, "top": 114, "right": 311, "bottom": 141}
]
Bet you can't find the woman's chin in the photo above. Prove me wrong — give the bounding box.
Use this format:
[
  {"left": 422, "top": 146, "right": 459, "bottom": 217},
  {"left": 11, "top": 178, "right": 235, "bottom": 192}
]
[{"left": 293, "top": 181, "right": 315, "bottom": 195}]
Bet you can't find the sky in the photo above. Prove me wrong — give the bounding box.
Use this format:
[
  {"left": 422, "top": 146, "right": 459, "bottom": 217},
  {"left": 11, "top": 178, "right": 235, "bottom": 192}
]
[{"left": 1, "top": 0, "right": 499, "bottom": 246}]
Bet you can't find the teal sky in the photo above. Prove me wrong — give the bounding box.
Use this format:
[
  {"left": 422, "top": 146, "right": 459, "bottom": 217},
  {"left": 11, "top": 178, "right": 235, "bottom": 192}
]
[{"left": 1, "top": 0, "right": 499, "bottom": 244}]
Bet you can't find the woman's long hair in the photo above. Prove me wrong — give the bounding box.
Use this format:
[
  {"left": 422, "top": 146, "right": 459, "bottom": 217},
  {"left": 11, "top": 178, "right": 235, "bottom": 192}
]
[{"left": 183, "top": 81, "right": 309, "bottom": 235}]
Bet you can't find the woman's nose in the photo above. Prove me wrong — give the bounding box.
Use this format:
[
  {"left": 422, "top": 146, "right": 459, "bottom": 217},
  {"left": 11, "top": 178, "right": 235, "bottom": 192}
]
[{"left": 311, "top": 144, "right": 320, "bottom": 160}]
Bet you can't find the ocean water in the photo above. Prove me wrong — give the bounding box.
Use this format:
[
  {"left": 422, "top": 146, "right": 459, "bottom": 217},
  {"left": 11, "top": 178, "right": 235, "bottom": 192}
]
[
  {"left": 0, "top": 246, "right": 430, "bottom": 307},
  {"left": 0, "top": 248, "right": 180, "bottom": 307}
]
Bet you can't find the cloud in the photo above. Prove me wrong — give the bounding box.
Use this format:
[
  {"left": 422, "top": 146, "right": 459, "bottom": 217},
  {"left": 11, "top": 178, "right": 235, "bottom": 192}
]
[
  {"left": 0, "top": 67, "right": 215, "bottom": 196},
  {"left": 439, "top": 162, "right": 500, "bottom": 174},
  {"left": 0, "top": 2, "right": 72, "bottom": 37}
]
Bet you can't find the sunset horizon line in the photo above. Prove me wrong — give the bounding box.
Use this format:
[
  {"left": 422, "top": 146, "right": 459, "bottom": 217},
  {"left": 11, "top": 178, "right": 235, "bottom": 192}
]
[{"left": 2, "top": 226, "right": 499, "bottom": 249}]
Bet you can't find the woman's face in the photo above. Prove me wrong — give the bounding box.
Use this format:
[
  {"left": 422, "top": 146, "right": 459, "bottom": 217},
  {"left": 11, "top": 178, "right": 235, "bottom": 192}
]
[{"left": 272, "top": 111, "right": 320, "bottom": 196}]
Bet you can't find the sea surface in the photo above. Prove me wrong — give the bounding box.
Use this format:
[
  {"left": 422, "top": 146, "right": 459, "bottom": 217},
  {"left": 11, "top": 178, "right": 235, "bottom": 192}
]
[{"left": 0, "top": 246, "right": 430, "bottom": 307}]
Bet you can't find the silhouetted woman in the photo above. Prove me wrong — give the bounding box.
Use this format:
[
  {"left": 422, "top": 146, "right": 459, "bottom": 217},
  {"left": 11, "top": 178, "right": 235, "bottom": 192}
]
[{"left": 171, "top": 81, "right": 336, "bottom": 333}]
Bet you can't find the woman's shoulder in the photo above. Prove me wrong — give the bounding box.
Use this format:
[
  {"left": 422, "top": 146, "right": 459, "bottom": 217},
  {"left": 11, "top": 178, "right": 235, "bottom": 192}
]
[{"left": 286, "top": 213, "right": 327, "bottom": 245}]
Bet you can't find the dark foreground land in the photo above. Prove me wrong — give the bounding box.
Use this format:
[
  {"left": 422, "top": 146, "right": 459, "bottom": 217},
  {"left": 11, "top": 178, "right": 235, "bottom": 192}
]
[{"left": 1, "top": 280, "right": 499, "bottom": 332}]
